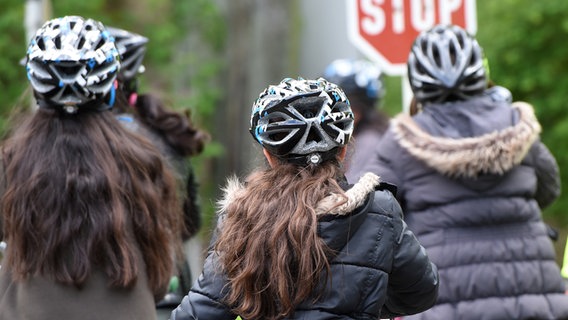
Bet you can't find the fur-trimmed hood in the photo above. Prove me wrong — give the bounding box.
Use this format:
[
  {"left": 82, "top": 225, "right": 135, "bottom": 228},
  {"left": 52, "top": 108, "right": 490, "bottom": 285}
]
[
  {"left": 217, "top": 172, "right": 381, "bottom": 217},
  {"left": 391, "top": 101, "right": 541, "bottom": 178}
]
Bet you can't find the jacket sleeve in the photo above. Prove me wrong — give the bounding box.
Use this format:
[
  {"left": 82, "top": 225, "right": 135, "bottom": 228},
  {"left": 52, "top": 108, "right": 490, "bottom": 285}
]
[
  {"left": 170, "top": 250, "right": 236, "bottom": 320},
  {"left": 526, "top": 141, "right": 560, "bottom": 209},
  {"left": 381, "top": 201, "right": 439, "bottom": 318}
]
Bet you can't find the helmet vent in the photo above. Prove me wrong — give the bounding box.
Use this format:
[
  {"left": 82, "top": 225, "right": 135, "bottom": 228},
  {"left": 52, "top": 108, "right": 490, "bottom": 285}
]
[
  {"left": 292, "top": 96, "right": 321, "bottom": 118},
  {"left": 432, "top": 46, "right": 442, "bottom": 68},
  {"left": 307, "top": 127, "right": 323, "bottom": 143},
  {"left": 94, "top": 38, "right": 104, "bottom": 50},
  {"left": 54, "top": 37, "right": 62, "bottom": 49},
  {"left": 37, "top": 38, "right": 45, "bottom": 50},
  {"left": 77, "top": 37, "right": 86, "bottom": 50},
  {"left": 449, "top": 45, "right": 457, "bottom": 65},
  {"left": 300, "top": 106, "right": 318, "bottom": 119},
  {"left": 56, "top": 64, "right": 83, "bottom": 77}
]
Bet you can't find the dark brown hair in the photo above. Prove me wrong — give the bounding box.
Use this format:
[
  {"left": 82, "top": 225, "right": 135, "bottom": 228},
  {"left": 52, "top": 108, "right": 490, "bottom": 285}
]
[
  {"left": 215, "top": 158, "right": 346, "bottom": 319},
  {"left": 409, "top": 96, "right": 421, "bottom": 116},
  {"left": 134, "top": 94, "right": 210, "bottom": 157},
  {"left": 1, "top": 108, "right": 182, "bottom": 293},
  {"left": 115, "top": 78, "right": 210, "bottom": 158}
]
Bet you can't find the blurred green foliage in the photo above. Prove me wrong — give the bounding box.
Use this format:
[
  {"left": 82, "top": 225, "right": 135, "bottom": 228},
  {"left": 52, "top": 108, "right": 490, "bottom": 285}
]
[
  {"left": 476, "top": 0, "right": 568, "bottom": 225},
  {"left": 0, "top": 0, "right": 27, "bottom": 129}
]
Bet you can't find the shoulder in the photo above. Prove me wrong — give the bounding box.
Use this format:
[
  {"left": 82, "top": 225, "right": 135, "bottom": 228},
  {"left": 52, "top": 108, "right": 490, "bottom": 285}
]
[{"left": 369, "top": 181, "right": 403, "bottom": 219}]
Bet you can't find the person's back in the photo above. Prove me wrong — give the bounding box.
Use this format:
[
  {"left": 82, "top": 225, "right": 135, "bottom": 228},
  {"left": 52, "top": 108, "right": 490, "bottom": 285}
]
[
  {"left": 363, "top": 24, "right": 568, "bottom": 319},
  {"left": 0, "top": 16, "right": 183, "bottom": 320},
  {"left": 170, "top": 77, "right": 439, "bottom": 320},
  {"left": 109, "top": 26, "right": 209, "bottom": 241},
  {"left": 323, "top": 59, "right": 390, "bottom": 183},
  {"left": 107, "top": 28, "right": 209, "bottom": 316}
]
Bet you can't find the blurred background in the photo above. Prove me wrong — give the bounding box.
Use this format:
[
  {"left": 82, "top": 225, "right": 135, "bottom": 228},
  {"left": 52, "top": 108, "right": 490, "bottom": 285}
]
[{"left": 1, "top": 0, "right": 567, "bottom": 270}]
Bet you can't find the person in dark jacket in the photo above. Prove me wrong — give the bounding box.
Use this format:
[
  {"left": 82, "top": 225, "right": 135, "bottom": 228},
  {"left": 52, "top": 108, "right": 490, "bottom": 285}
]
[
  {"left": 108, "top": 26, "right": 209, "bottom": 241},
  {"left": 170, "top": 77, "right": 439, "bottom": 320},
  {"left": 323, "top": 59, "right": 390, "bottom": 183},
  {"left": 363, "top": 24, "right": 568, "bottom": 319},
  {"left": 107, "top": 26, "right": 210, "bottom": 317},
  {"left": 0, "top": 16, "right": 183, "bottom": 319}
]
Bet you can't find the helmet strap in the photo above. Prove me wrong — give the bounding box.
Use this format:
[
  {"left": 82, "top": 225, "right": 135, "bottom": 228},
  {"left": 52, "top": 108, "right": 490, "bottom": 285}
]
[
  {"left": 279, "top": 149, "right": 339, "bottom": 166},
  {"left": 106, "top": 80, "right": 117, "bottom": 107}
]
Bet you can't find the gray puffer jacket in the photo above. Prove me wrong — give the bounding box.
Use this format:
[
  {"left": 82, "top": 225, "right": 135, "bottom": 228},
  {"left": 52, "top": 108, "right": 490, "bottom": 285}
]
[
  {"left": 170, "top": 173, "right": 439, "bottom": 319},
  {"left": 364, "top": 96, "right": 568, "bottom": 320}
]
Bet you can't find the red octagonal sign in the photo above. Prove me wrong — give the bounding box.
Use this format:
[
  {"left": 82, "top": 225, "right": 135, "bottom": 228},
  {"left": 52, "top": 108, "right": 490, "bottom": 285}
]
[{"left": 348, "top": 0, "right": 478, "bottom": 76}]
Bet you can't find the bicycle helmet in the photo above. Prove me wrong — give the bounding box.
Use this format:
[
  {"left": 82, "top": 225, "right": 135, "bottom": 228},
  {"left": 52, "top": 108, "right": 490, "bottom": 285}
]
[
  {"left": 323, "top": 59, "right": 385, "bottom": 103},
  {"left": 407, "top": 24, "right": 487, "bottom": 104},
  {"left": 107, "top": 26, "right": 148, "bottom": 81},
  {"left": 250, "top": 77, "right": 354, "bottom": 164},
  {"left": 25, "top": 16, "right": 120, "bottom": 111}
]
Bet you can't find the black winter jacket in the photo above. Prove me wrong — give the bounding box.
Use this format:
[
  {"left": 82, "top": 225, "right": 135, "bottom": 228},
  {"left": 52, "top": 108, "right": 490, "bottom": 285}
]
[
  {"left": 364, "top": 96, "right": 568, "bottom": 320},
  {"left": 170, "top": 173, "right": 439, "bottom": 319}
]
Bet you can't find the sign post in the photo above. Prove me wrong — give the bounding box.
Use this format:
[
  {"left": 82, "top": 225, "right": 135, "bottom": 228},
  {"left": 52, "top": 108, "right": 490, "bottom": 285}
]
[{"left": 347, "top": 0, "right": 477, "bottom": 112}]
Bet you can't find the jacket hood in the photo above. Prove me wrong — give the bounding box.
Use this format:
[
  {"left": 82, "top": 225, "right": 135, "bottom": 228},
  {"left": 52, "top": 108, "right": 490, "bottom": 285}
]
[
  {"left": 391, "top": 101, "right": 541, "bottom": 178},
  {"left": 217, "top": 173, "right": 381, "bottom": 253},
  {"left": 217, "top": 172, "right": 381, "bottom": 217}
]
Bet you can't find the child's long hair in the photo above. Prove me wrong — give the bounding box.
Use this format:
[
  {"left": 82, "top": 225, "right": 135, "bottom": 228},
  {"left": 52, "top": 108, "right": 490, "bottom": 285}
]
[
  {"left": 133, "top": 94, "right": 209, "bottom": 157},
  {"left": 1, "top": 108, "right": 182, "bottom": 293},
  {"left": 215, "top": 157, "right": 346, "bottom": 319},
  {"left": 115, "top": 76, "right": 210, "bottom": 158}
]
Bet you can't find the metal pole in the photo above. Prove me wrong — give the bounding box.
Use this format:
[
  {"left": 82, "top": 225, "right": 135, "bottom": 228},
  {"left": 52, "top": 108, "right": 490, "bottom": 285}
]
[
  {"left": 24, "top": 0, "right": 51, "bottom": 110},
  {"left": 24, "top": 0, "right": 46, "bottom": 42}
]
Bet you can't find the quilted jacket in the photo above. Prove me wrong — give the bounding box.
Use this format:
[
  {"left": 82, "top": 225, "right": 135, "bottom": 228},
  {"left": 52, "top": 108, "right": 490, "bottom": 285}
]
[
  {"left": 170, "top": 173, "right": 439, "bottom": 319},
  {"left": 364, "top": 96, "right": 568, "bottom": 320}
]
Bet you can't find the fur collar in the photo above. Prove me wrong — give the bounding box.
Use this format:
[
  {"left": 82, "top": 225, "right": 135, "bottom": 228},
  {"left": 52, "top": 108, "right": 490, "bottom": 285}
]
[
  {"left": 217, "top": 172, "right": 381, "bottom": 217},
  {"left": 391, "top": 101, "right": 541, "bottom": 178}
]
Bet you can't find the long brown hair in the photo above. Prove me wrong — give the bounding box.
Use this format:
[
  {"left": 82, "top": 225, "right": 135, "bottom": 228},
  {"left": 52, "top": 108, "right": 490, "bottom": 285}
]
[
  {"left": 134, "top": 94, "right": 210, "bottom": 157},
  {"left": 215, "top": 157, "right": 346, "bottom": 319},
  {"left": 115, "top": 78, "right": 210, "bottom": 158},
  {"left": 1, "top": 108, "right": 182, "bottom": 292}
]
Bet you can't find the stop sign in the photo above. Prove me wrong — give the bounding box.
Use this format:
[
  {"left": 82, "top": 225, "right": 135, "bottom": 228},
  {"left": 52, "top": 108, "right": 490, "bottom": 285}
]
[{"left": 347, "top": 0, "right": 478, "bottom": 76}]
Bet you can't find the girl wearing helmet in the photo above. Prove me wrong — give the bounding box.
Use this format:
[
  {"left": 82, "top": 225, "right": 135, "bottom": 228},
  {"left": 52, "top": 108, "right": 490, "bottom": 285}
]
[
  {"left": 0, "top": 16, "right": 183, "bottom": 319},
  {"left": 108, "top": 26, "right": 209, "bottom": 240},
  {"left": 107, "top": 25, "right": 210, "bottom": 317},
  {"left": 363, "top": 24, "right": 568, "bottom": 319},
  {"left": 170, "top": 77, "right": 439, "bottom": 320}
]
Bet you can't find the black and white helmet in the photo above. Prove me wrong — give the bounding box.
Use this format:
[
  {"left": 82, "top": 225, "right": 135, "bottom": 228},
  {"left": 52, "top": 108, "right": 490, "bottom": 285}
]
[
  {"left": 250, "top": 78, "right": 354, "bottom": 164},
  {"left": 107, "top": 26, "right": 148, "bottom": 81},
  {"left": 407, "top": 24, "right": 487, "bottom": 104},
  {"left": 25, "top": 16, "right": 120, "bottom": 110},
  {"left": 323, "top": 59, "right": 385, "bottom": 102}
]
